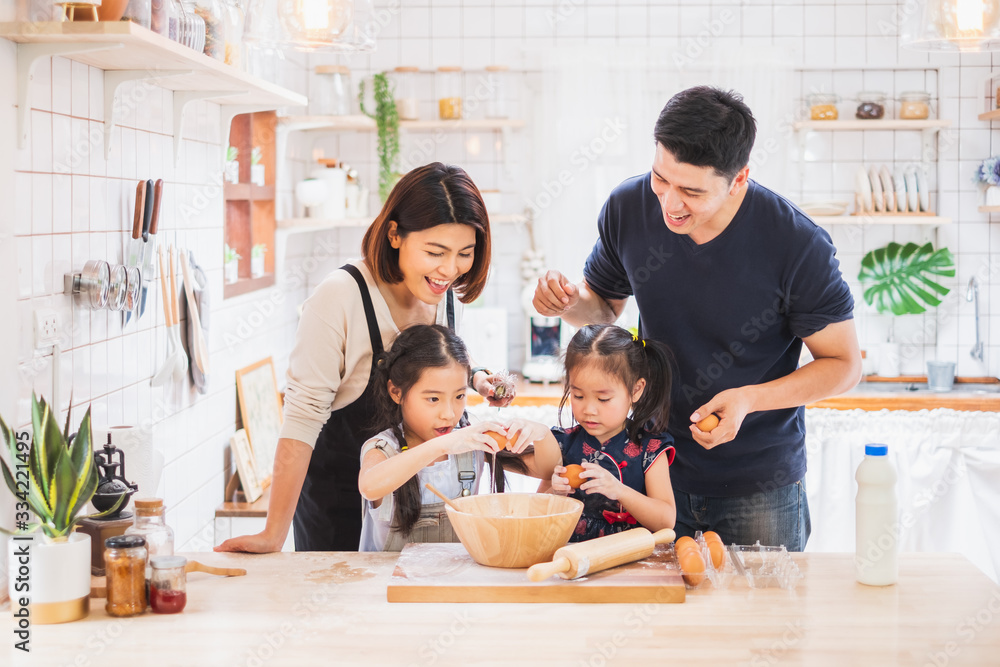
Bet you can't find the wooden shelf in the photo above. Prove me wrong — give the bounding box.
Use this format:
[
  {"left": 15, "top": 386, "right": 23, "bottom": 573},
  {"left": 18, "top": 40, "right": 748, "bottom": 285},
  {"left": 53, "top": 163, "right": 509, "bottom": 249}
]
[
  {"left": 793, "top": 119, "right": 952, "bottom": 131},
  {"left": 979, "top": 206, "right": 1000, "bottom": 212},
  {"left": 225, "top": 183, "right": 276, "bottom": 201},
  {"left": 276, "top": 217, "right": 371, "bottom": 231},
  {"left": 223, "top": 273, "right": 276, "bottom": 299},
  {"left": 278, "top": 115, "right": 526, "bottom": 133},
  {"left": 811, "top": 214, "right": 951, "bottom": 225},
  {"left": 978, "top": 109, "right": 1000, "bottom": 121},
  {"left": 0, "top": 21, "right": 306, "bottom": 157}
]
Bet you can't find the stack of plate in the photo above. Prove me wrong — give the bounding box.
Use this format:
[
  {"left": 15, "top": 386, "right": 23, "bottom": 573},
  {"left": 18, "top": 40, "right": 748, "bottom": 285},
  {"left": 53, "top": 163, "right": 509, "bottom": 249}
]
[{"left": 855, "top": 164, "right": 929, "bottom": 214}]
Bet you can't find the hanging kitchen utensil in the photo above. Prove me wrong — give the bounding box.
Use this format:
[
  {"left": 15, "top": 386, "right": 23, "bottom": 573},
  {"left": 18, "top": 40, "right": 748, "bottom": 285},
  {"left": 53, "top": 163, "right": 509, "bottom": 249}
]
[
  {"left": 168, "top": 245, "right": 189, "bottom": 383},
  {"left": 151, "top": 244, "right": 175, "bottom": 387},
  {"left": 140, "top": 179, "right": 163, "bottom": 320},
  {"left": 179, "top": 249, "right": 209, "bottom": 376},
  {"left": 183, "top": 251, "right": 210, "bottom": 394},
  {"left": 123, "top": 180, "right": 146, "bottom": 328}
]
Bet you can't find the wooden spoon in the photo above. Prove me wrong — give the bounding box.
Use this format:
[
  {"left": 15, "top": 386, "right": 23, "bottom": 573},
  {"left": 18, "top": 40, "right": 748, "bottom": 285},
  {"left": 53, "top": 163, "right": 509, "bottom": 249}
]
[
  {"left": 186, "top": 560, "right": 246, "bottom": 577},
  {"left": 425, "top": 483, "right": 464, "bottom": 513}
]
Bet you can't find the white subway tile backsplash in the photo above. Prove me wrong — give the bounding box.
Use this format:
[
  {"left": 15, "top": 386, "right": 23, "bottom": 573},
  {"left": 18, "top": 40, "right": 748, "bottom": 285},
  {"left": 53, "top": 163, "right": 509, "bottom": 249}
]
[{"left": 51, "top": 58, "right": 71, "bottom": 116}]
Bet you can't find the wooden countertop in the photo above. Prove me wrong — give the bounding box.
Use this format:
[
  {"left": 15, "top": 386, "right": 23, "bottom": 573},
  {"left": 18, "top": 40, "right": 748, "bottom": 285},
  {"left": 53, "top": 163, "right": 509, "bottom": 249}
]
[
  {"left": 5, "top": 552, "right": 997, "bottom": 664},
  {"left": 470, "top": 377, "right": 1000, "bottom": 412}
]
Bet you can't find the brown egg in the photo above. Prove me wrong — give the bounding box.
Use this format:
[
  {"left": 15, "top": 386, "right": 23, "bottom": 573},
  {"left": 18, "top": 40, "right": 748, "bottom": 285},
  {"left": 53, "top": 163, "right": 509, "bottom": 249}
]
[
  {"left": 484, "top": 431, "right": 508, "bottom": 451},
  {"left": 562, "top": 464, "right": 586, "bottom": 489},
  {"left": 703, "top": 531, "right": 725, "bottom": 569},
  {"left": 696, "top": 413, "right": 720, "bottom": 432},
  {"left": 675, "top": 536, "right": 705, "bottom": 585}
]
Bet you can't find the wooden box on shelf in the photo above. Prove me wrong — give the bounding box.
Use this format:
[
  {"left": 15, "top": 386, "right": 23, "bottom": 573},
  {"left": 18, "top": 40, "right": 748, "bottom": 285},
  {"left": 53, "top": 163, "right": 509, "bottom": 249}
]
[{"left": 225, "top": 111, "right": 277, "bottom": 299}]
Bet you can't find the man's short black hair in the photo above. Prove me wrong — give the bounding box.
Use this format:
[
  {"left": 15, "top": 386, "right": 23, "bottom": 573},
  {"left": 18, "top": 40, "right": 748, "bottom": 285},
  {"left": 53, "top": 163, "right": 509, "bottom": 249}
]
[{"left": 653, "top": 86, "right": 757, "bottom": 182}]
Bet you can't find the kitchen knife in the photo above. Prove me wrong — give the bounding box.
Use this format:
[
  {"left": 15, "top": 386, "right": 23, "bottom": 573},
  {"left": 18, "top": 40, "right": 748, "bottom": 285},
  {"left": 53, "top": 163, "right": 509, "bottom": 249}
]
[
  {"left": 138, "top": 179, "right": 161, "bottom": 319},
  {"left": 123, "top": 180, "right": 146, "bottom": 327}
]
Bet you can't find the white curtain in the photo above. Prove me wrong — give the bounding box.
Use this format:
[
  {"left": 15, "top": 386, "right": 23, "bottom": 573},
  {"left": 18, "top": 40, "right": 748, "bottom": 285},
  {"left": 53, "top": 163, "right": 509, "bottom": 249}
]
[{"left": 806, "top": 408, "right": 1000, "bottom": 582}]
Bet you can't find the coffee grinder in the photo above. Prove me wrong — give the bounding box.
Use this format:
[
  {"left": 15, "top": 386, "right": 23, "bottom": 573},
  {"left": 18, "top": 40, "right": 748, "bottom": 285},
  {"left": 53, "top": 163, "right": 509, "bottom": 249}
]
[{"left": 78, "top": 435, "right": 139, "bottom": 575}]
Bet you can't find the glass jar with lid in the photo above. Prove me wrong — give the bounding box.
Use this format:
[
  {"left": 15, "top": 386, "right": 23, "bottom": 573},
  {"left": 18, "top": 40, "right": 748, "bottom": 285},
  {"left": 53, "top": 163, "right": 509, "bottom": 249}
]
[
  {"left": 150, "top": 555, "right": 188, "bottom": 614},
  {"left": 485, "top": 65, "right": 509, "bottom": 119},
  {"left": 899, "top": 91, "right": 931, "bottom": 120},
  {"left": 856, "top": 91, "right": 886, "bottom": 119},
  {"left": 223, "top": 0, "right": 245, "bottom": 69},
  {"left": 808, "top": 93, "right": 839, "bottom": 121},
  {"left": 310, "top": 66, "right": 352, "bottom": 116},
  {"left": 195, "top": 0, "right": 227, "bottom": 60},
  {"left": 393, "top": 66, "right": 420, "bottom": 121},
  {"left": 437, "top": 66, "right": 463, "bottom": 120},
  {"left": 125, "top": 497, "right": 175, "bottom": 580},
  {"left": 123, "top": 0, "right": 152, "bottom": 28},
  {"left": 105, "top": 535, "right": 147, "bottom": 617}
]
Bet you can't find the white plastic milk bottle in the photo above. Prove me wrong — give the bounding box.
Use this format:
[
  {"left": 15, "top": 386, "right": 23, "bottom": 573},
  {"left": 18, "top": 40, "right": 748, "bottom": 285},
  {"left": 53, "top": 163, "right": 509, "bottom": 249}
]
[{"left": 855, "top": 443, "right": 898, "bottom": 586}]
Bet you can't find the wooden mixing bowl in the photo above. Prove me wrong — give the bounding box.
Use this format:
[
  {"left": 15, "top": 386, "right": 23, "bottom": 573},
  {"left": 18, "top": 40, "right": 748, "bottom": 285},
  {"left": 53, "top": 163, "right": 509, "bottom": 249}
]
[{"left": 445, "top": 493, "right": 583, "bottom": 568}]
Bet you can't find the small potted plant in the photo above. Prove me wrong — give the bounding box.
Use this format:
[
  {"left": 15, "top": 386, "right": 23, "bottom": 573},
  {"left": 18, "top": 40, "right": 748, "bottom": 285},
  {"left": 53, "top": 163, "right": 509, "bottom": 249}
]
[
  {"left": 224, "top": 244, "right": 241, "bottom": 284},
  {"left": 975, "top": 156, "right": 1000, "bottom": 206},
  {"left": 250, "top": 147, "right": 265, "bottom": 187},
  {"left": 2, "top": 395, "right": 123, "bottom": 623},
  {"left": 225, "top": 146, "right": 240, "bottom": 184},
  {"left": 250, "top": 243, "right": 267, "bottom": 278},
  {"left": 858, "top": 241, "right": 955, "bottom": 377}
]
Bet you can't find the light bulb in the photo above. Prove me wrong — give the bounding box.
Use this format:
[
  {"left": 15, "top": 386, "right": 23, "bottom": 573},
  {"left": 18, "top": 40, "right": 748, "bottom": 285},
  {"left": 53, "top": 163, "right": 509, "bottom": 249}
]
[
  {"left": 279, "top": 0, "right": 353, "bottom": 49},
  {"left": 956, "top": 0, "right": 983, "bottom": 33}
]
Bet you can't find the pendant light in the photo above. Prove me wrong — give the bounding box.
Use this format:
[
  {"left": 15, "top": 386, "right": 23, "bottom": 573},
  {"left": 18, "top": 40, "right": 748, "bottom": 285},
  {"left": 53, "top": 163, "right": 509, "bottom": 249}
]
[
  {"left": 244, "top": 0, "right": 376, "bottom": 52},
  {"left": 901, "top": 0, "right": 1000, "bottom": 51}
]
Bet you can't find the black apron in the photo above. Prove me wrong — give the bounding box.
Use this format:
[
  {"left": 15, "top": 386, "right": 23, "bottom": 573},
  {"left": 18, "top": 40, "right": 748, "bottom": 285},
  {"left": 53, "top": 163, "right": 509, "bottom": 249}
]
[{"left": 292, "top": 264, "right": 454, "bottom": 551}]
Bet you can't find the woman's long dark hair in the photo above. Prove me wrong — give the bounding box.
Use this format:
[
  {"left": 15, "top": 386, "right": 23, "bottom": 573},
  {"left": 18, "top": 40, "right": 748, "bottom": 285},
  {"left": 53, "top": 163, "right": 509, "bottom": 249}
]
[
  {"left": 370, "top": 324, "right": 526, "bottom": 536},
  {"left": 558, "top": 325, "right": 674, "bottom": 442}
]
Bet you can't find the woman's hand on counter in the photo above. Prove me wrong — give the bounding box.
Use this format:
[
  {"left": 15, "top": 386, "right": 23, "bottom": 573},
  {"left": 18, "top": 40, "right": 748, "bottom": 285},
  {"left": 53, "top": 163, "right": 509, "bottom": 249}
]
[{"left": 214, "top": 530, "right": 285, "bottom": 554}]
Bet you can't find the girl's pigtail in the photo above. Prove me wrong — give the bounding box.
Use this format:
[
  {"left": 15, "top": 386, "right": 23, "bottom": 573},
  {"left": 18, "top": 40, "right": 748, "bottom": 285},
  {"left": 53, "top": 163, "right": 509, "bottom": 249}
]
[{"left": 628, "top": 337, "right": 674, "bottom": 442}]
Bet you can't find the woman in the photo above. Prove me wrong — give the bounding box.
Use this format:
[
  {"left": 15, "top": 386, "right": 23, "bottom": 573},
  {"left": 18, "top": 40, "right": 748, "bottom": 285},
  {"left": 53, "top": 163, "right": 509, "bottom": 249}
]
[{"left": 216, "top": 163, "right": 512, "bottom": 553}]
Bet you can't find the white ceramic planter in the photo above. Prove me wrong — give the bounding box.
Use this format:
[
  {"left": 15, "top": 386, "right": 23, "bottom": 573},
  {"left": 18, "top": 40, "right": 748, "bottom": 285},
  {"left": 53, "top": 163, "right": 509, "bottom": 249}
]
[
  {"left": 986, "top": 185, "right": 1000, "bottom": 207},
  {"left": 251, "top": 255, "right": 265, "bottom": 278},
  {"left": 224, "top": 261, "right": 239, "bottom": 284},
  {"left": 251, "top": 164, "right": 265, "bottom": 187},
  {"left": 8, "top": 533, "right": 91, "bottom": 624},
  {"left": 225, "top": 160, "right": 240, "bottom": 184}
]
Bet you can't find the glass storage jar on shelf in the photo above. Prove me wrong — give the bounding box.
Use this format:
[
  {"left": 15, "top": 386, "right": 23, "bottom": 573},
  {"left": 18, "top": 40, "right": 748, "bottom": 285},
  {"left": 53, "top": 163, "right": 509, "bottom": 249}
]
[
  {"left": 150, "top": 556, "right": 188, "bottom": 614},
  {"left": 856, "top": 91, "right": 886, "bottom": 119},
  {"left": 485, "top": 65, "right": 509, "bottom": 119},
  {"left": 195, "top": 0, "right": 227, "bottom": 60},
  {"left": 393, "top": 66, "right": 420, "bottom": 121},
  {"left": 124, "top": 498, "right": 175, "bottom": 580},
  {"left": 179, "top": 1, "right": 206, "bottom": 53},
  {"left": 437, "top": 66, "right": 463, "bottom": 120},
  {"left": 104, "top": 535, "right": 147, "bottom": 618},
  {"left": 808, "top": 93, "right": 839, "bottom": 121},
  {"left": 123, "top": 0, "right": 152, "bottom": 28},
  {"left": 223, "top": 0, "right": 245, "bottom": 69},
  {"left": 899, "top": 91, "right": 931, "bottom": 120},
  {"left": 310, "top": 65, "right": 352, "bottom": 116}
]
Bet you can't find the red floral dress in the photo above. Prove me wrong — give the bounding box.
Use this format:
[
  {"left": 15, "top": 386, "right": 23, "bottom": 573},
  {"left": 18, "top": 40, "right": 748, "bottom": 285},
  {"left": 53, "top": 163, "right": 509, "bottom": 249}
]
[{"left": 552, "top": 425, "right": 674, "bottom": 542}]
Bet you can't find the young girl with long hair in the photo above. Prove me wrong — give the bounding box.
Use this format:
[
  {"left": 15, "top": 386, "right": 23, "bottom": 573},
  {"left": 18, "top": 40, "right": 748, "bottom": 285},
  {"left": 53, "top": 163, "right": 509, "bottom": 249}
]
[
  {"left": 358, "top": 324, "right": 561, "bottom": 551},
  {"left": 544, "top": 324, "right": 677, "bottom": 542}
]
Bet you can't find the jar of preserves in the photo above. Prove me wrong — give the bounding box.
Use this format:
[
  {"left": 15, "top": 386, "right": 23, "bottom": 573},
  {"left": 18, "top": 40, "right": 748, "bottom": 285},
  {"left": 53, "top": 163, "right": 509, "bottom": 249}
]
[
  {"left": 125, "top": 498, "right": 174, "bottom": 580},
  {"left": 150, "top": 556, "right": 188, "bottom": 614},
  {"left": 310, "top": 66, "right": 351, "bottom": 116},
  {"left": 808, "top": 93, "right": 839, "bottom": 121},
  {"left": 105, "top": 535, "right": 147, "bottom": 617},
  {"left": 393, "top": 66, "right": 420, "bottom": 121},
  {"left": 899, "top": 91, "right": 931, "bottom": 120},
  {"left": 437, "top": 66, "right": 463, "bottom": 120},
  {"left": 856, "top": 91, "right": 886, "bottom": 119}
]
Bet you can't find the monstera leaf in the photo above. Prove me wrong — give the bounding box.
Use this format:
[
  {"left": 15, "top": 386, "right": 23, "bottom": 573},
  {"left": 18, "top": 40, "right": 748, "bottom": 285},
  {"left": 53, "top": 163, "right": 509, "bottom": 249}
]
[{"left": 858, "top": 242, "right": 955, "bottom": 316}]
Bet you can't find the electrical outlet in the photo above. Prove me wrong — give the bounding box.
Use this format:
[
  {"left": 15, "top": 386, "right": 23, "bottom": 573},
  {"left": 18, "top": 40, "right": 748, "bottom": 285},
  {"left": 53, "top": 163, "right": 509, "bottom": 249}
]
[{"left": 33, "top": 308, "right": 61, "bottom": 349}]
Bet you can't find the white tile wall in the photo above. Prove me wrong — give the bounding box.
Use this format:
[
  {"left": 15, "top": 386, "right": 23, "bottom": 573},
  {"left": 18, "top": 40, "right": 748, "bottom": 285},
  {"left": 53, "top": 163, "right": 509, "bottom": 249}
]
[{"left": 6, "top": 0, "right": 1000, "bottom": 548}]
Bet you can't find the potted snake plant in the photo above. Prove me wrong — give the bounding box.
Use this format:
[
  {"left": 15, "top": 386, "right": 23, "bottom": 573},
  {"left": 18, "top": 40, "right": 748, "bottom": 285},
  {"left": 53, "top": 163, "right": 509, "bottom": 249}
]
[
  {"left": 2, "top": 394, "right": 122, "bottom": 623},
  {"left": 857, "top": 241, "right": 955, "bottom": 377}
]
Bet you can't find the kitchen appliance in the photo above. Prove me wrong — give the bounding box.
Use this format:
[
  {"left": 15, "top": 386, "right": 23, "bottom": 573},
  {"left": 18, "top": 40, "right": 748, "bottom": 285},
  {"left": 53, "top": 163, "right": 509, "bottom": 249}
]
[
  {"left": 77, "top": 435, "right": 139, "bottom": 576},
  {"left": 521, "top": 281, "right": 564, "bottom": 384},
  {"left": 387, "top": 542, "right": 686, "bottom": 603}
]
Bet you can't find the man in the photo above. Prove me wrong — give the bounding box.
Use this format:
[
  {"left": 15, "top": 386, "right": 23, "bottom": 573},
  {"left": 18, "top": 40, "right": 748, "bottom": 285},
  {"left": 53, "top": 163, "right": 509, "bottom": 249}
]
[{"left": 533, "top": 86, "right": 861, "bottom": 551}]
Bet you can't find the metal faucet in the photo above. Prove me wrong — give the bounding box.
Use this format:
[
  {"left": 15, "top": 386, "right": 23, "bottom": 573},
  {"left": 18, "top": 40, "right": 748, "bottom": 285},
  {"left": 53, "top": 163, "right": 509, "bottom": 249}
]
[{"left": 966, "top": 276, "right": 984, "bottom": 362}]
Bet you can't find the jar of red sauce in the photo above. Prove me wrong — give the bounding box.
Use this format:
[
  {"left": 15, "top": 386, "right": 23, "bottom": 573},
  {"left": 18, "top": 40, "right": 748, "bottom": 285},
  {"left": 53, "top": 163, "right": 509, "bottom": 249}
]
[{"left": 149, "top": 555, "right": 187, "bottom": 614}]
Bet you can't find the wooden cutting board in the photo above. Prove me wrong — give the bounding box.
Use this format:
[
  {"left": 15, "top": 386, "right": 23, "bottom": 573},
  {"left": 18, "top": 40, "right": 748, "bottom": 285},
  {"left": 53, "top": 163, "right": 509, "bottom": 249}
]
[{"left": 387, "top": 542, "right": 685, "bottom": 603}]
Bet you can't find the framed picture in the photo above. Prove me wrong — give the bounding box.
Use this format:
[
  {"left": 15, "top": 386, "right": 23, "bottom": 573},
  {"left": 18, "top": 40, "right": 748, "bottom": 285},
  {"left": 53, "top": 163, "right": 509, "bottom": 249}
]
[
  {"left": 229, "top": 429, "right": 263, "bottom": 504},
  {"left": 235, "top": 357, "right": 283, "bottom": 484}
]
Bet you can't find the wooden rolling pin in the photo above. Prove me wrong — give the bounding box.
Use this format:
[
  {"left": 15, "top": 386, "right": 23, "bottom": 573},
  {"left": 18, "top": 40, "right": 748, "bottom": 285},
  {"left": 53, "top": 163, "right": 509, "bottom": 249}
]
[{"left": 527, "top": 527, "right": 676, "bottom": 582}]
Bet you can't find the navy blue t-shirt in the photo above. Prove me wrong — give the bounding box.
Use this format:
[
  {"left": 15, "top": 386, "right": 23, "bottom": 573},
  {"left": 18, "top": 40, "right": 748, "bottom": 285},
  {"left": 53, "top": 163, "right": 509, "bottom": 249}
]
[{"left": 583, "top": 175, "right": 854, "bottom": 497}]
